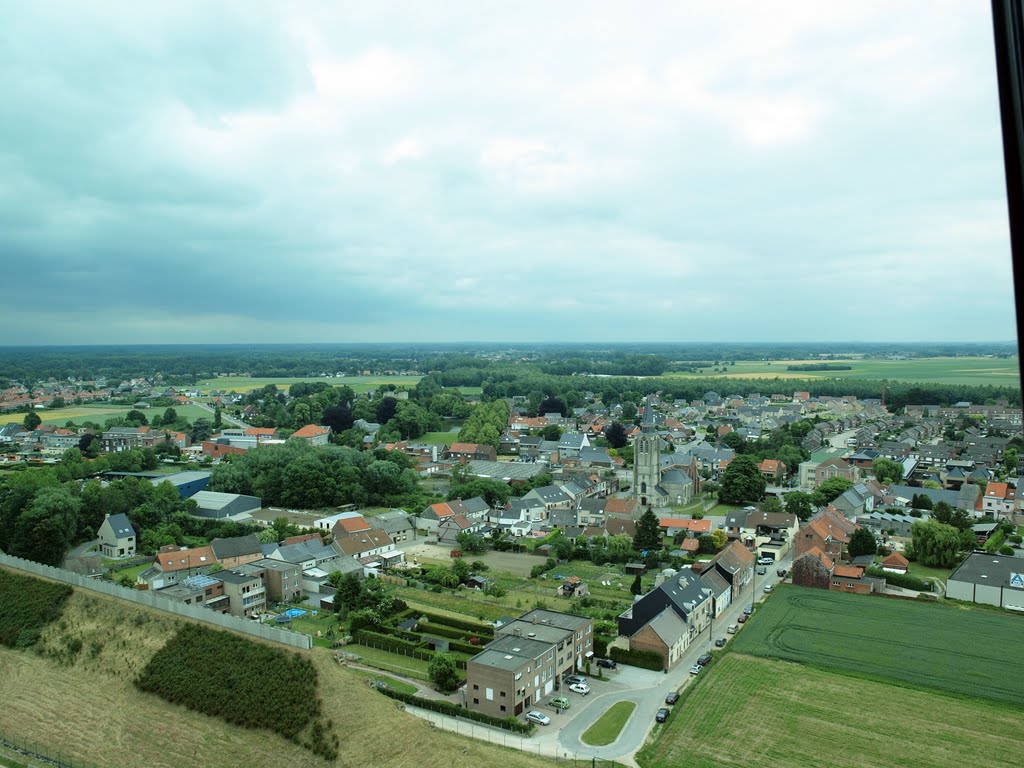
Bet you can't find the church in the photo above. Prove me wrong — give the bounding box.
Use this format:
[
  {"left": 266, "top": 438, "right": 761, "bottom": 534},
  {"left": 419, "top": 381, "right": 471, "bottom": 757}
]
[{"left": 633, "top": 399, "right": 700, "bottom": 508}]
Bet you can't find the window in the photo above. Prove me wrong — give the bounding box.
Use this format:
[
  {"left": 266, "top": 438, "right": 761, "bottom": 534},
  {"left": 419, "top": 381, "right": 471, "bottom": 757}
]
[
  {"left": 500, "top": 705, "right": 507, "bottom": 712},
  {"left": 473, "top": 698, "right": 479, "bottom": 705},
  {"left": 486, "top": 688, "right": 494, "bottom": 700},
  {"left": 500, "top": 691, "right": 506, "bottom": 697},
  {"left": 473, "top": 684, "right": 479, "bottom": 690}
]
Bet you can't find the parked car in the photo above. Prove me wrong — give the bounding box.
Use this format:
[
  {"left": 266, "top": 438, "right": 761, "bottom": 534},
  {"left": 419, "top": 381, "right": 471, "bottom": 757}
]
[
  {"left": 550, "top": 696, "right": 571, "bottom": 710},
  {"left": 763, "top": 584, "right": 774, "bottom": 593},
  {"left": 656, "top": 708, "right": 670, "bottom": 723},
  {"left": 756, "top": 566, "right": 767, "bottom": 575},
  {"left": 526, "top": 711, "right": 550, "bottom": 726},
  {"left": 689, "top": 664, "right": 702, "bottom": 675},
  {"left": 777, "top": 568, "right": 787, "bottom": 577},
  {"left": 727, "top": 624, "right": 738, "bottom": 634},
  {"left": 665, "top": 692, "right": 680, "bottom": 705},
  {"left": 596, "top": 658, "right": 617, "bottom": 669},
  {"left": 715, "top": 637, "right": 727, "bottom": 648},
  {"left": 737, "top": 614, "right": 747, "bottom": 623},
  {"left": 564, "top": 675, "right": 587, "bottom": 686},
  {"left": 757, "top": 556, "right": 774, "bottom": 565},
  {"left": 569, "top": 682, "right": 590, "bottom": 695},
  {"left": 697, "top": 653, "right": 712, "bottom": 666}
]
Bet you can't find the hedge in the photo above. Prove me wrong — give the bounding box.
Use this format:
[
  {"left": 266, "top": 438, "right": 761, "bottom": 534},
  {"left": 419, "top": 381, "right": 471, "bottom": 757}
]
[
  {"left": 865, "top": 566, "right": 931, "bottom": 592},
  {"left": 405, "top": 621, "right": 491, "bottom": 643},
  {"left": 593, "top": 635, "right": 612, "bottom": 658},
  {"left": 353, "top": 629, "right": 469, "bottom": 669},
  {"left": 417, "top": 610, "right": 494, "bottom": 635},
  {"left": 373, "top": 684, "right": 534, "bottom": 734},
  {"left": 609, "top": 646, "right": 664, "bottom": 671}
]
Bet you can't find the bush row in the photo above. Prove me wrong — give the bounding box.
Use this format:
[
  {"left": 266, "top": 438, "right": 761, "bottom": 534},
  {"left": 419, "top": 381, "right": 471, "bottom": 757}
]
[
  {"left": 406, "top": 621, "right": 490, "bottom": 643},
  {"left": 0, "top": 570, "right": 73, "bottom": 648},
  {"left": 609, "top": 646, "right": 664, "bottom": 671},
  {"left": 373, "top": 684, "right": 534, "bottom": 734},
  {"left": 865, "top": 566, "right": 932, "bottom": 592},
  {"left": 353, "top": 628, "right": 470, "bottom": 669}
]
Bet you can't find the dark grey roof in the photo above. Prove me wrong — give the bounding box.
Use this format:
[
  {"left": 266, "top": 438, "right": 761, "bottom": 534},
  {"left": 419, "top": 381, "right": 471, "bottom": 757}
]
[
  {"left": 210, "top": 534, "right": 262, "bottom": 561},
  {"left": 106, "top": 513, "right": 134, "bottom": 539},
  {"left": 949, "top": 552, "right": 1024, "bottom": 589}
]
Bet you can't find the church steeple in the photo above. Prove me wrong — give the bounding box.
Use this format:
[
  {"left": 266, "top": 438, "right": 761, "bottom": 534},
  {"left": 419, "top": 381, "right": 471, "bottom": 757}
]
[{"left": 633, "top": 396, "right": 661, "bottom": 507}]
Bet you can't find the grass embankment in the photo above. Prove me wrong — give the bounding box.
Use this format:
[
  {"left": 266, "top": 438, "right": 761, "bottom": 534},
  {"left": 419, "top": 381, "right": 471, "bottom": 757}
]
[
  {"left": 732, "top": 585, "right": 1024, "bottom": 705},
  {"left": 637, "top": 654, "right": 1024, "bottom": 768},
  {"left": 0, "top": 586, "right": 555, "bottom": 768},
  {"left": 581, "top": 701, "right": 636, "bottom": 746}
]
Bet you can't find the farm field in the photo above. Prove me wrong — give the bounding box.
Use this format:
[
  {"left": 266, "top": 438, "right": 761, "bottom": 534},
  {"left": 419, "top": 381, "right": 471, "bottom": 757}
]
[
  {"left": 637, "top": 654, "right": 1024, "bottom": 768},
  {"left": 732, "top": 586, "right": 1024, "bottom": 706},
  {"left": 194, "top": 374, "right": 422, "bottom": 394},
  {"left": 35, "top": 403, "right": 210, "bottom": 426},
  {"left": 0, "top": 582, "right": 553, "bottom": 768},
  {"left": 660, "top": 356, "right": 1020, "bottom": 386}
]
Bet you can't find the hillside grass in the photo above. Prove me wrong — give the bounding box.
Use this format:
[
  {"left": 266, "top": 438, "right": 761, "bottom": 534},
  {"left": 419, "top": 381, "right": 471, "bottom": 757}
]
[
  {"left": 637, "top": 654, "right": 1024, "bottom": 768},
  {"left": 732, "top": 585, "right": 1024, "bottom": 706},
  {"left": 0, "top": 587, "right": 555, "bottom": 768}
]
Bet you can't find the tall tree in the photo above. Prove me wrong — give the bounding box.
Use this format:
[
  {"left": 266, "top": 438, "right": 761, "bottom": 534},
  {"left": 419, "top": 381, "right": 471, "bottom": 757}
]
[
  {"left": 911, "top": 520, "right": 962, "bottom": 568},
  {"left": 719, "top": 455, "right": 766, "bottom": 504},
  {"left": 633, "top": 507, "right": 662, "bottom": 551},
  {"left": 23, "top": 411, "right": 41, "bottom": 430},
  {"left": 783, "top": 490, "right": 814, "bottom": 521},
  {"left": 604, "top": 422, "right": 628, "bottom": 449},
  {"left": 812, "top": 477, "right": 854, "bottom": 507},
  {"left": 847, "top": 527, "right": 877, "bottom": 558},
  {"left": 871, "top": 458, "right": 903, "bottom": 485}
]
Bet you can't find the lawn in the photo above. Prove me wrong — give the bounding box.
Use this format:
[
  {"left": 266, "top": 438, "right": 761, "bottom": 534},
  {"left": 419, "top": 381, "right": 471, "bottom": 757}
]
[
  {"left": 659, "top": 356, "right": 1020, "bottom": 387},
  {"left": 581, "top": 701, "right": 636, "bottom": 747},
  {"left": 637, "top": 654, "right": 1024, "bottom": 768},
  {"left": 417, "top": 431, "right": 460, "bottom": 444},
  {"left": 343, "top": 644, "right": 432, "bottom": 680},
  {"left": 194, "top": 375, "right": 423, "bottom": 394},
  {"left": 37, "top": 403, "right": 211, "bottom": 427},
  {"left": 731, "top": 585, "right": 1024, "bottom": 706}
]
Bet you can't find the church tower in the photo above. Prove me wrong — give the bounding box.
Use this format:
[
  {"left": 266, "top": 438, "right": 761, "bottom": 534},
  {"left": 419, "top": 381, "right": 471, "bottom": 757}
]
[{"left": 633, "top": 399, "right": 661, "bottom": 507}]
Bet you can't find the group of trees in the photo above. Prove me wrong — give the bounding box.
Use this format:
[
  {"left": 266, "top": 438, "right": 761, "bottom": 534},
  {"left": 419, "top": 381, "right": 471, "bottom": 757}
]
[
  {"left": 208, "top": 441, "right": 431, "bottom": 510},
  {"left": 456, "top": 399, "right": 510, "bottom": 450}
]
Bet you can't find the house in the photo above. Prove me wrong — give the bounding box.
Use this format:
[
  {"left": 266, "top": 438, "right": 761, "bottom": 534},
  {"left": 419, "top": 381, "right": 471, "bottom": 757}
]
[
  {"left": 437, "top": 513, "right": 484, "bottom": 545},
  {"left": 248, "top": 558, "right": 304, "bottom": 602},
  {"left": 290, "top": 424, "right": 332, "bottom": 446},
  {"left": 831, "top": 482, "right": 876, "bottom": 518},
  {"left": 98, "top": 513, "right": 136, "bottom": 559},
  {"left": 618, "top": 568, "right": 713, "bottom": 669},
  {"left": 758, "top": 459, "right": 786, "bottom": 481},
  {"left": 792, "top": 548, "right": 879, "bottom": 595},
  {"left": 139, "top": 545, "right": 218, "bottom": 590},
  {"left": 946, "top": 552, "right": 1024, "bottom": 609},
  {"left": 209, "top": 534, "right": 263, "bottom": 568},
  {"left": 738, "top": 511, "right": 799, "bottom": 562},
  {"left": 268, "top": 540, "right": 340, "bottom": 571},
  {"left": 659, "top": 517, "right": 712, "bottom": 538},
  {"left": 522, "top": 485, "right": 574, "bottom": 513},
  {"left": 368, "top": 510, "right": 417, "bottom": 545},
  {"left": 981, "top": 482, "right": 1015, "bottom": 519},
  {"left": 881, "top": 551, "right": 910, "bottom": 573},
  {"left": 331, "top": 514, "right": 372, "bottom": 538},
  {"left": 813, "top": 458, "right": 861, "bottom": 487},
  {"left": 444, "top": 442, "right": 498, "bottom": 463},
  {"left": 466, "top": 609, "right": 594, "bottom": 719},
  {"left": 795, "top": 507, "right": 858, "bottom": 561},
  {"left": 335, "top": 528, "right": 399, "bottom": 561},
  {"left": 216, "top": 568, "right": 267, "bottom": 618},
  {"left": 699, "top": 540, "right": 755, "bottom": 601}
]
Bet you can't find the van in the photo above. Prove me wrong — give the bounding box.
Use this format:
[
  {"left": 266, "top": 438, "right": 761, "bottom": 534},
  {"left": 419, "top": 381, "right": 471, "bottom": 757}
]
[
  {"left": 727, "top": 624, "right": 738, "bottom": 634},
  {"left": 550, "top": 696, "right": 571, "bottom": 711}
]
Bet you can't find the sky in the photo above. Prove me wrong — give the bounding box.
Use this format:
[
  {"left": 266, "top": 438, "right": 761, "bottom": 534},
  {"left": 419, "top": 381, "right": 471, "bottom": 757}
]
[{"left": 0, "top": 1, "right": 1016, "bottom": 345}]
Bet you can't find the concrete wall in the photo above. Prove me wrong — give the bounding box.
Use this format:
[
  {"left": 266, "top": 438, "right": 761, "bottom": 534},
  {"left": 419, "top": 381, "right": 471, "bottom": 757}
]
[{"left": 0, "top": 552, "right": 311, "bottom": 650}]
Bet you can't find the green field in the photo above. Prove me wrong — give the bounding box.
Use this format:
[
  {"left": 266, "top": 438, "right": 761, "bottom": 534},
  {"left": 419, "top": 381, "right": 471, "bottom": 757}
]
[
  {"left": 34, "top": 403, "right": 211, "bottom": 427},
  {"left": 732, "top": 586, "right": 1024, "bottom": 706},
  {"left": 661, "top": 356, "right": 1020, "bottom": 387},
  {"left": 194, "top": 375, "right": 422, "bottom": 394},
  {"left": 637, "top": 654, "right": 1024, "bottom": 768},
  {"left": 417, "top": 431, "right": 460, "bottom": 444}
]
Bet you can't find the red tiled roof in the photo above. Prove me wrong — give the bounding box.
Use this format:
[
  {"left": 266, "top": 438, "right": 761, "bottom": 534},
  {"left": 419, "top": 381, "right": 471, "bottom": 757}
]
[
  {"left": 659, "top": 517, "right": 711, "bottom": 533},
  {"left": 334, "top": 516, "right": 371, "bottom": 534},
  {"left": 833, "top": 565, "right": 864, "bottom": 579},
  {"left": 292, "top": 424, "right": 329, "bottom": 438},
  {"left": 156, "top": 546, "right": 216, "bottom": 572}
]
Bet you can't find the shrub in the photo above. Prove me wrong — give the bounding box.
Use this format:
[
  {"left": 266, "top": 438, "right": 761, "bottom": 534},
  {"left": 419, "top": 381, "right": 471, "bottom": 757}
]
[
  {"left": 609, "top": 646, "right": 664, "bottom": 671},
  {"left": 135, "top": 624, "right": 337, "bottom": 759},
  {"left": 0, "top": 570, "right": 73, "bottom": 648},
  {"left": 373, "top": 684, "right": 534, "bottom": 734},
  {"left": 865, "top": 566, "right": 931, "bottom": 592}
]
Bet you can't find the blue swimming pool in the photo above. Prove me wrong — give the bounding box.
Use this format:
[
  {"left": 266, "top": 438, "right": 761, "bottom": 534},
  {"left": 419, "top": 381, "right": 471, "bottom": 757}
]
[{"left": 283, "top": 608, "right": 307, "bottom": 619}]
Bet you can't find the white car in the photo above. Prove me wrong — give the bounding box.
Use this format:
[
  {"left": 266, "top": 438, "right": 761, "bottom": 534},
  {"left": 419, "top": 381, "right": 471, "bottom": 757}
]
[
  {"left": 525, "top": 711, "right": 550, "bottom": 726},
  {"left": 763, "top": 584, "right": 774, "bottom": 593},
  {"left": 757, "top": 557, "right": 774, "bottom": 565},
  {"left": 689, "top": 664, "right": 702, "bottom": 675},
  {"left": 569, "top": 683, "right": 590, "bottom": 695}
]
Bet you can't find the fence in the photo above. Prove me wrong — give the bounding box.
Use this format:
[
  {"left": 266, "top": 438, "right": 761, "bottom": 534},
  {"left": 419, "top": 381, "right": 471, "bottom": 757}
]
[
  {"left": 0, "top": 553, "right": 311, "bottom": 650},
  {"left": 0, "top": 728, "right": 99, "bottom": 768}
]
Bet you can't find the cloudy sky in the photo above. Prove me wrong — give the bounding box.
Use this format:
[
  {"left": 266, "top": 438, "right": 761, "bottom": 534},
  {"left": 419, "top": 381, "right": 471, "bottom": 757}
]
[{"left": 0, "top": 2, "right": 1015, "bottom": 344}]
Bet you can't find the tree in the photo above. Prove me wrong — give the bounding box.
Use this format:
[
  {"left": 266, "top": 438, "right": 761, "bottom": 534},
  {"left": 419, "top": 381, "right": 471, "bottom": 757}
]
[
  {"left": 23, "top": 411, "right": 41, "bottom": 430},
  {"left": 375, "top": 396, "right": 399, "bottom": 425},
  {"left": 540, "top": 424, "right": 563, "bottom": 441},
  {"left": 718, "top": 455, "right": 766, "bottom": 504},
  {"left": 455, "top": 531, "right": 487, "bottom": 553},
  {"left": 812, "top": 477, "right": 854, "bottom": 507},
  {"left": 125, "top": 409, "right": 149, "bottom": 426},
  {"left": 711, "top": 529, "right": 727, "bottom": 549},
  {"left": 783, "top": 491, "right": 814, "bottom": 521},
  {"left": 537, "top": 396, "right": 567, "bottom": 417},
  {"left": 759, "top": 497, "right": 783, "bottom": 515},
  {"left": 630, "top": 573, "right": 643, "bottom": 595},
  {"left": 911, "top": 520, "right": 962, "bottom": 568},
  {"left": 910, "top": 493, "right": 933, "bottom": 511},
  {"left": 604, "top": 422, "right": 628, "bottom": 449},
  {"left": 632, "top": 507, "right": 662, "bottom": 551},
  {"left": 871, "top": 458, "right": 903, "bottom": 485},
  {"left": 428, "top": 652, "right": 461, "bottom": 693},
  {"left": 213, "top": 405, "right": 223, "bottom": 430},
  {"left": 697, "top": 534, "right": 717, "bottom": 554},
  {"left": 848, "top": 527, "right": 876, "bottom": 558}
]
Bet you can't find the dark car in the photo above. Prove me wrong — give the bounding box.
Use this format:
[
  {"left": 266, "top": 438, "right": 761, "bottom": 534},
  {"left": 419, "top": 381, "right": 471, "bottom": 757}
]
[
  {"left": 596, "top": 658, "right": 617, "bottom": 669},
  {"left": 737, "top": 614, "right": 747, "bottom": 623},
  {"left": 777, "top": 568, "right": 787, "bottom": 577},
  {"left": 715, "top": 637, "right": 727, "bottom": 648},
  {"left": 656, "top": 708, "right": 670, "bottom": 723},
  {"left": 697, "top": 653, "right": 712, "bottom": 666},
  {"left": 665, "top": 692, "right": 680, "bottom": 705}
]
